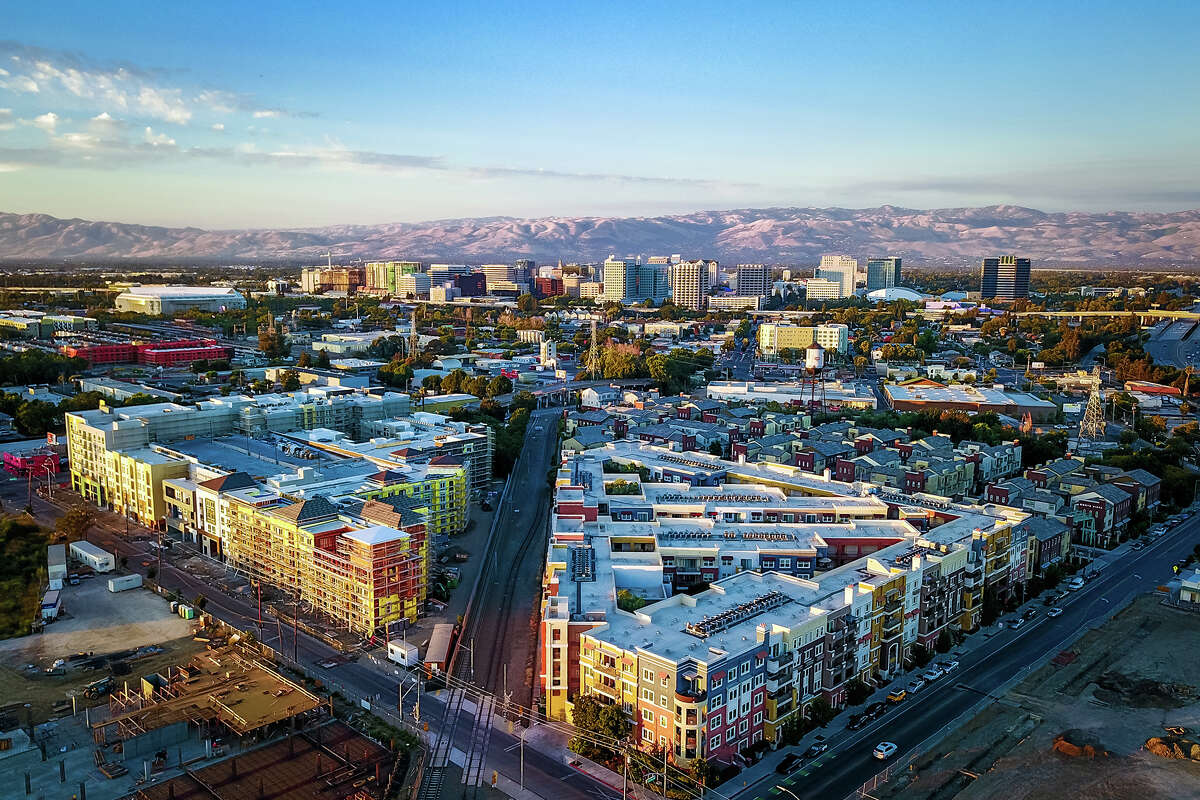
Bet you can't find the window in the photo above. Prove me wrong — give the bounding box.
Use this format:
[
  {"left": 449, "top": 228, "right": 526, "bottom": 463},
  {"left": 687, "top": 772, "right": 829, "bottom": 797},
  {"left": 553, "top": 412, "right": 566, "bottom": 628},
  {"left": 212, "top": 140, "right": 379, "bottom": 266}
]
[
  {"left": 661, "top": 715, "right": 668, "bottom": 727},
  {"left": 661, "top": 676, "right": 669, "bottom": 687},
  {"left": 779, "top": 558, "right": 791, "bottom": 569},
  {"left": 739, "top": 720, "right": 749, "bottom": 734},
  {"left": 710, "top": 736, "right": 720, "bottom": 750},
  {"left": 753, "top": 675, "right": 764, "bottom": 688},
  {"left": 661, "top": 695, "right": 668, "bottom": 707},
  {"left": 711, "top": 675, "right": 722, "bottom": 688},
  {"left": 726, "top": 730, "right": 736, "bottom": 744},
  {"left": 740, "top": 662, "right": 750, "bottom": 676},
  {"left": 642, "top": 729, "right": 655, "bottom": 742},
  {"left": 641, "top": 688, "right": 654, "bottom": 702},
  {"left": 642, "top": 709, "right": 654, "bottom": 722},
  {"left": 643, "top": 668, "right": 655, "bottom": 682},
  {"left": 753, "top": 712, "right": 763, "bottom": 725}
]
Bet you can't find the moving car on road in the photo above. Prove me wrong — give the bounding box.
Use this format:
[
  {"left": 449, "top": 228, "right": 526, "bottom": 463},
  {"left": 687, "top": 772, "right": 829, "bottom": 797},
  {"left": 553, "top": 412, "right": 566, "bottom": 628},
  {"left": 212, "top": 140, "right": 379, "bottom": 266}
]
[
  {"left": 1047, "top": 607, "right": 1064, "bottom": 618},
  {"left": 803, "top": 742, "right": 829, "bottom": 759},
  {"left": 873, "top": 742, "right": 899, "bottom": 760}
]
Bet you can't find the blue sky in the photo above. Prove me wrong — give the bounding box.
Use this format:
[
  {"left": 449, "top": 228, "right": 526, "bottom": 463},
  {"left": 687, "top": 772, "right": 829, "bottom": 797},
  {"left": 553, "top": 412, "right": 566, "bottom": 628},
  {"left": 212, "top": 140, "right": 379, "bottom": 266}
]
[{"left": 1, "top": 1, "right": 1198, "bottom": 228}]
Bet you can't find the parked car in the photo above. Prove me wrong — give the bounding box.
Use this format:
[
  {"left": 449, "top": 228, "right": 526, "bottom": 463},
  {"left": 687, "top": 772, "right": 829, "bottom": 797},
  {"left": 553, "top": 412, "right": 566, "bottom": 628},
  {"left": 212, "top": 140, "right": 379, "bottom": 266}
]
[
  {"left": 1047, "top": 607, "right": 1064, "bottom": 618},
  {"left": 775, "top": 754, "right": 802, "bottom": 774},
  {"left": 1023, "top": 608, "right": 1038, "bottom": 619},
  {"left": 873, "top": 741, "right": 899, "bottom": 760},
  {"left": 866, "top": 701, "right": 888, "bottom": 719},
  {"left": 886, "top": 688, "right": 907, "bottom": 703},
  {"left": 908, "top": 678, "right": 926, "bottom": 694},
  {"left": 1066, "top": 577, "right": 1085, "bottom": 591},
  {"left": 937, "top": 660, "right": 960, "bottom": 674},
  {"left": 922, "top": 668, "right": 942, "bottom": 682},
  {"left": 1131, "top": 541, "right": 1145, "bottom": 550},
  {"left": 847, "top": 713, "right": 868, "bottom": 730},
  {"left": 1009, "top": 618, "right": 1027, "bottom": 630}
]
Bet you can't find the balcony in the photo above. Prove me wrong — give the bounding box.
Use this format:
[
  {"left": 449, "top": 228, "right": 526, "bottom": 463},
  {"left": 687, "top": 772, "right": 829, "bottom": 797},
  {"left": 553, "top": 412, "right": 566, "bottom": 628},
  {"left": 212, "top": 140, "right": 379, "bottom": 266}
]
[
  {"left": 767, "top": 650, "right": 794, "bottom": 671},
  {"left": 883, "top": 599, "right": 902, "bottom": 614}
]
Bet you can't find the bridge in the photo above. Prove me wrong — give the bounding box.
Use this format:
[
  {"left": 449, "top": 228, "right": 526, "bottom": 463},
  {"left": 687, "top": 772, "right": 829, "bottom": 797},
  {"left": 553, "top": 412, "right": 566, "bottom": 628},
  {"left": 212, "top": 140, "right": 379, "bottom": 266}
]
[{"left": 1011, "top": 309, "right": 1200, "bottom": 322}]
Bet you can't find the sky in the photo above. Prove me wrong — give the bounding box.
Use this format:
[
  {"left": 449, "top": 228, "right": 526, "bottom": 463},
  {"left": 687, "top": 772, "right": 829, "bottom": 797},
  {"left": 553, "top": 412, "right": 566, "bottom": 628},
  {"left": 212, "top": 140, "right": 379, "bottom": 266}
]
[{"left": 1, "top": 0, "right": 1198, "bottom": 229}]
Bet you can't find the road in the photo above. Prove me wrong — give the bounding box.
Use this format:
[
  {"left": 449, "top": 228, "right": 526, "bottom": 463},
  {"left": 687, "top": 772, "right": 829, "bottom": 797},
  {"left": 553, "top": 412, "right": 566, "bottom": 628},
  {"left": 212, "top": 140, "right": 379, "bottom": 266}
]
[
  {"left": 720, "top": 346, "right": 756, "bottom": 381},
  {"left": 740, "top": 515, "right": 1200, "bottom": 799}
]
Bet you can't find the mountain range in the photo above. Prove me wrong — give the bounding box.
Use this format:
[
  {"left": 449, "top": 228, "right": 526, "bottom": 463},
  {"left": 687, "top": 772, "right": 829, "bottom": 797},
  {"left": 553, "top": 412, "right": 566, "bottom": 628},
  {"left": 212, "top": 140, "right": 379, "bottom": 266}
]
[{"left": 2, "top": 205, "right": 1199, "bottom": 266}]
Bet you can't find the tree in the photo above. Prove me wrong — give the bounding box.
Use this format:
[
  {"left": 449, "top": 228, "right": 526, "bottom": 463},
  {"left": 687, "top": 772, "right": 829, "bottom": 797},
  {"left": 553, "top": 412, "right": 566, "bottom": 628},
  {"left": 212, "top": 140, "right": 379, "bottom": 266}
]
[
  {"left": 280, "top": 370, "right": 301, "bottom": 391},
  {"left": 567, "top": 694, "right": 630, "bottom": 760},
  {"left": 911, "top": 643, "right": 933, "bottom": 668},
  {"left": 511, "top": 391, "right": 537, "bottom": 413},
  {"left": 296, "top": 350, "right": 313, "bottom": 368},
  {"left": 55, "top": 504, "right": 96, "bottom": 543},
  {"left": 516, "top": 293, "right": 539, "bottom": 313},
  {"left": 422, "top": 375, "right": 443, "bottom": 392},
  {"left": 315, "top": 349, "right": 331, "bottom": 368},
  {"left": 845, "top": 678, "right": 871, "bottom": 706},
  {"left": 807, "top": 696, "right": 836, "bottom": 726},
  {"left": 485, "top": 376, "right": 513, "bottom": 398},
  {"left": 935, "top": 628, "right": 953, "bottom": 654},
  {"left": 708, "top": 441, "right": 724, "bottom": 457},
  {"left": 257, "top": 321, "right": 290, "bottom": 358}
]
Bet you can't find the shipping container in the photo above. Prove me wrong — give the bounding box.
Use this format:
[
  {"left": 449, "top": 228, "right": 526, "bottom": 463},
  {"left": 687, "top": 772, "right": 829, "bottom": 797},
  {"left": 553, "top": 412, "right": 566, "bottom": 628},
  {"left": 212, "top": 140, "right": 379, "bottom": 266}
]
[
  {"left": 70, "top": 541, "right": 115, "bottom": 573},
  {"left": 106, "top": 573, "right": 143, "bottom": 592}
]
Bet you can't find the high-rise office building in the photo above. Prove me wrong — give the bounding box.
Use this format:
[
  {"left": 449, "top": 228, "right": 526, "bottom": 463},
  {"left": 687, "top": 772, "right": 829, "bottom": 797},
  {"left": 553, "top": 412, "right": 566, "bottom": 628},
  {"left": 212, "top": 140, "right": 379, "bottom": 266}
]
[
  {"left": 866, "top": 258, "right": 902, "bottom": 292},
  {"left": 365, "top": 261, "right": 423, "bottom": 294},
  {"left": 670, "top": 260, "right": 710, "bottom": 311},
  {"left": 734, "top": 264, "right": 770, "bottom": 297},
  {"left": 513, "top": 259, "right": 535, "bottom": 284},
  {"left": 980, "top": 256, "right": 1031, "bottom": 300},
  {"left": 600, "top": 257, "right": 669, "bottom": 304},
  {"left": 816, "top": 255, "right": 857, "bottom": 298}
]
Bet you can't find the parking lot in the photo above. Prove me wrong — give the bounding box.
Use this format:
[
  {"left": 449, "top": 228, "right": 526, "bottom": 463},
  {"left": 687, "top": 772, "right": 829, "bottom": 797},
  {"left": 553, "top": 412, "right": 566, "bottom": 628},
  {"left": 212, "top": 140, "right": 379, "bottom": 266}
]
[{"left": 0, "top": 574, "right": 193, "bottom": 667}]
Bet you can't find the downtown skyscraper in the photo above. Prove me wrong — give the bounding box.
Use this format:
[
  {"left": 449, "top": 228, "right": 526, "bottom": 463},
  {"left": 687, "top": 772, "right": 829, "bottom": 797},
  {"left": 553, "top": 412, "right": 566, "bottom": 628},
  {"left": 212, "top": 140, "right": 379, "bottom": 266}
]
[{"left": 980, "top": 256, "right": 1031, "bottom": 300}]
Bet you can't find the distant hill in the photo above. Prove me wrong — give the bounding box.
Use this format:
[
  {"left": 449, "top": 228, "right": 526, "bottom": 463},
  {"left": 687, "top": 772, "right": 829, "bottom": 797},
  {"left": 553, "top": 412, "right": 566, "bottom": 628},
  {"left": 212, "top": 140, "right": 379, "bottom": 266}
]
[{"left": 2, "top": 205, "right": 1199, "bottom": 266}]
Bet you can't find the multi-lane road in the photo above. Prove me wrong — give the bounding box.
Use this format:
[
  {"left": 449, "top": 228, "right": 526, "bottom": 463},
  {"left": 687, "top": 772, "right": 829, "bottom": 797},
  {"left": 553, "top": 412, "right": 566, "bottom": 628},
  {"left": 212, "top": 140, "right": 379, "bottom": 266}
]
[{"left": 738, "top": 515, "right": 1200, "bottom": 800}]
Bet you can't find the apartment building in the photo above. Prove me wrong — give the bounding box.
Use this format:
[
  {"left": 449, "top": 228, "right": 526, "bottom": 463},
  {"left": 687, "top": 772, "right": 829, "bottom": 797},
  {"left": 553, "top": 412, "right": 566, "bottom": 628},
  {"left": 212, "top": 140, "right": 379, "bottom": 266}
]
[
  {"left": 734, "top": 265, "right": 770, "bottom": 298},
  {"left": 540, "top": 441, "right": 1024, "bottom": 745},
  {"left": 816, "top": 255, "right": 857, "bottom": 298},
  {"left": 756, "top": 324, "right": 850, "bottom": 356},
  {"left": 670, "top": 260, "right": 710, "bottom": 311}
]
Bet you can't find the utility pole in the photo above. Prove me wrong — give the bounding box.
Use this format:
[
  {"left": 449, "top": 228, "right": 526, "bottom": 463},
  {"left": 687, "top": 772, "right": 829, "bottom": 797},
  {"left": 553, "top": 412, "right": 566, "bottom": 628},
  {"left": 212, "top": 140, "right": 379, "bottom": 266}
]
[{"left": 519, "top": 726, "right": 525, "bottom": 789}]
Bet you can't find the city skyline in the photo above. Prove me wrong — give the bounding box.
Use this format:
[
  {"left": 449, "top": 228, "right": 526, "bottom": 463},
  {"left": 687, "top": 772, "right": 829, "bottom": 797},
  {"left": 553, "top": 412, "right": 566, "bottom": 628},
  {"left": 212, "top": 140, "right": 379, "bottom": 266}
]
[{"left": 2, "top": 2, "right": 1199, "bottom": 228}]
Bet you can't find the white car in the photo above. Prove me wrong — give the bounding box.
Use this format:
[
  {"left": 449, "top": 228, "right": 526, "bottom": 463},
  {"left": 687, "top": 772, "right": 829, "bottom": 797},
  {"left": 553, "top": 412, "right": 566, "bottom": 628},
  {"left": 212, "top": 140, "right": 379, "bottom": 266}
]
[
  {"left": 1047, "top": 607, "right": 1064, "bottom": 618},
  {"left": 937, "top": 660, "right": 959, "bottom": 674},
  {"left": 873, "top": 741, "right": 899, "bottom": 760},
  {"left": 1066, "top": 577, "right": 1085, "bottom": 591},
  {"left": 922, "top": 669, "right": 942, "bottom": 682}
]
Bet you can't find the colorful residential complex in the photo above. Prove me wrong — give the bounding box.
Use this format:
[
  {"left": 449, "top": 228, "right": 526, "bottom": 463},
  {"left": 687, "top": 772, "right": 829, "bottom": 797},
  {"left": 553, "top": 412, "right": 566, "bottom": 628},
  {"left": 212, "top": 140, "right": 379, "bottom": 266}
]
[
  {"left": 64, "top": 393, "right": 477, "bottom": 635},
  {"left": 538, "top": 441, "right": 1028, "bottom": 765}
]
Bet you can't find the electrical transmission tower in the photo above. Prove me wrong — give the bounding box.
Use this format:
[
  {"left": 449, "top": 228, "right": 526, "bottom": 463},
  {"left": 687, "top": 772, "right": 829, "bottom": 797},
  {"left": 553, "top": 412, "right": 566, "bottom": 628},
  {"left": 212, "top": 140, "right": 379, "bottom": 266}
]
[
  {"left": 588, "top": 319, "right": 599, "bottom": 381},
  {"left": 1079, "top": 365, "right": 1106, "bottom": 440}
]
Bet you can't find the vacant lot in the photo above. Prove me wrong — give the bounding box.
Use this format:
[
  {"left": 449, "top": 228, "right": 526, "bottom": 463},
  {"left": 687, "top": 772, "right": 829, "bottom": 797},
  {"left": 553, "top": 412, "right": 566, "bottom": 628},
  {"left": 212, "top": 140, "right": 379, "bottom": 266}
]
[
  {"left": 0, "top": 576, "right": 200, "bottom": 723},
  {"left": 880, "top": 595, "right": 1200, "bottom": 800}
]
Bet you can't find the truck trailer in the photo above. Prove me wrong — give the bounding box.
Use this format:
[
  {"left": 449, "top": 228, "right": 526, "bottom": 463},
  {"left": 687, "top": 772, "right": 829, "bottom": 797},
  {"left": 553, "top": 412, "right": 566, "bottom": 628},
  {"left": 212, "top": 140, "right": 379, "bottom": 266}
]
[
  {"left": 47, "top": 544, "right": 67, "bottom": 590},
  {"left": 106, "top": 573, "right": 143, "bottom": 592}
]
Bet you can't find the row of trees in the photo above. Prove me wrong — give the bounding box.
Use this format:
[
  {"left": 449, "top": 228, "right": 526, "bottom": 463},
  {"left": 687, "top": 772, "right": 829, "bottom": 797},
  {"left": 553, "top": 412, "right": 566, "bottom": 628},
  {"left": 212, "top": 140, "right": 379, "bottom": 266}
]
[{"left": 422, "top": 369, "right": 513, "bottom": 399}]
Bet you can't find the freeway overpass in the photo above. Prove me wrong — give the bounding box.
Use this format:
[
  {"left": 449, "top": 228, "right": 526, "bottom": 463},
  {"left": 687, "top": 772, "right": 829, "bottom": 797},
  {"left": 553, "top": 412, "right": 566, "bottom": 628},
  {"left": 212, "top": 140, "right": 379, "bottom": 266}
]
[{"left": 1012, "top": 309, "right": 1200, "bottom": 322}]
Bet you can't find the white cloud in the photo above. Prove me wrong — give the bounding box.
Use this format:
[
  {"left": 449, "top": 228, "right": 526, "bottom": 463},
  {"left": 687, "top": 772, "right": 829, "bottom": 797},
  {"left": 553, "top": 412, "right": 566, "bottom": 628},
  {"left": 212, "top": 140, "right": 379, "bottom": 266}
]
[
  {"left": 0, "top": 163, "right": 24, "bottom": 172},
  {"left": 53, "top": 131, "right": 102, "bottom": 149},
  {"left": 143, "top": 126, "right": 176, "bottom": 147},
  {"left": 0, "top": 107, "right": 13, "bottom": 131},
  {"left": 32, "top": 111, "right": 58, "bottom": 132},
  {"left": 252, "top": 110, "right": 283, "bottom": 119},
  {"left": 211, "top": 122, "right": 225, "bottom": 132}
]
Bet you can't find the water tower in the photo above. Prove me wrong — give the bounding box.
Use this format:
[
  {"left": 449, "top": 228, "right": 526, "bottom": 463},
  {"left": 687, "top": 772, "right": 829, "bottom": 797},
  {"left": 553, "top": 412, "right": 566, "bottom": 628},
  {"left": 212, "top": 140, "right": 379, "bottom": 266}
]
[{"left": 803, "top": 341, "right": 827, "bottom": 411}]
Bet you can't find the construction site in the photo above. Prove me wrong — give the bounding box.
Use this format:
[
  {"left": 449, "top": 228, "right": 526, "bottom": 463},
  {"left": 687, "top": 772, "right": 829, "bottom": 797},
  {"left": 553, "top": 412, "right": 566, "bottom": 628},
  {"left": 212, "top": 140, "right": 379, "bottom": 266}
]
[
  {"left": 877, "top": 594, "right": 1200, "bottom": 800},
  {"left": 0, "top": 643, "right": 402, "bottom": 800}
]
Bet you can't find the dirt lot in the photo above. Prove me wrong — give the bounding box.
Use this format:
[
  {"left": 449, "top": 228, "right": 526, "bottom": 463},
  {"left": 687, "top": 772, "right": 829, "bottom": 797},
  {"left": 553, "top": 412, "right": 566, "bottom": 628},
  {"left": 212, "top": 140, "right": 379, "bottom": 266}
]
[
  {"left": 880, "top": 595, "right": 1200, "bottom": 800},
  {"left": 0, "top": 577, "right": 202, "bottom": 724}
]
